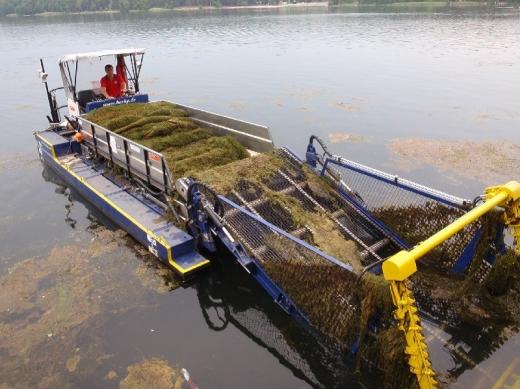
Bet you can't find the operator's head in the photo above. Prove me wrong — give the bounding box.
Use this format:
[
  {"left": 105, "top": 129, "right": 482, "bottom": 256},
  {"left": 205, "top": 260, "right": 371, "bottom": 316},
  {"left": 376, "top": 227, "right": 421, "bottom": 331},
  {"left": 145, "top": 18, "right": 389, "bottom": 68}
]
[{"left": 105, "top": 64, "right": 114, "bottom": 77}]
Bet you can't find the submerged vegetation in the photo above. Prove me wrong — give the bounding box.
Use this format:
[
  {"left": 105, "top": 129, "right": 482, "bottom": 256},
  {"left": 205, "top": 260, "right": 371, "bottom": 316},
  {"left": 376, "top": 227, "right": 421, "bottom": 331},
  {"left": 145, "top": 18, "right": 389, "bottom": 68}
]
[
  {"left": 120, "top": 358, "right": 186, "bottom": 389},
  {"left": 390, "top": 137, "right": 520, "bottom": 186},
  {"left": 0, "top": 226, "right": 183, "bottom": 388}
]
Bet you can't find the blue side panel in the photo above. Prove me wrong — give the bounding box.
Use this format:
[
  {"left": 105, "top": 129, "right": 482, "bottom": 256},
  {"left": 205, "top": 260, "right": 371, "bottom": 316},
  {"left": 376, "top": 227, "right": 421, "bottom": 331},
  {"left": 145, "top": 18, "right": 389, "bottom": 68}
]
[
  {"left": 37, "top": 131, "right": 77, "bottom": 157},
  {"left": 85, "top": 94, "right": 150, "bottom": 112},
  {"left": 35, "top": 130, "right": 209, "bottom": 276},
  {"left": 452, "top": 229, "right": 482, "bottom": 274},
  {"left": 41, "top": 150, "right": 164, "bottom": 260}
]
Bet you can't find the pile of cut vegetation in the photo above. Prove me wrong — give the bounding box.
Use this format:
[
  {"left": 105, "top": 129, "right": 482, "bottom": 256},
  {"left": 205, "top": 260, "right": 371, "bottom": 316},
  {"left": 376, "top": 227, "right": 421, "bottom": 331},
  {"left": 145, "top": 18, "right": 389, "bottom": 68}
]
[{"left": 85, "top": 101, "right": 249, "bottom": 177}]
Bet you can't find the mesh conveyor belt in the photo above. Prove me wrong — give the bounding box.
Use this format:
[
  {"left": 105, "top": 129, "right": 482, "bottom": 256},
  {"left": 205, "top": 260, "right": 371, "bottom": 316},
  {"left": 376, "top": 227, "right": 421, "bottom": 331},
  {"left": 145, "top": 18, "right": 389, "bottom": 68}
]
[
  {"left": 216, "top": 149, "right": 404, "bottom": 345},
  {"left": 223, "top": 148, "right": 403, "bottom": 269},
  {"left": 322, "top": 155, "right": 481, "bottom": 270}
]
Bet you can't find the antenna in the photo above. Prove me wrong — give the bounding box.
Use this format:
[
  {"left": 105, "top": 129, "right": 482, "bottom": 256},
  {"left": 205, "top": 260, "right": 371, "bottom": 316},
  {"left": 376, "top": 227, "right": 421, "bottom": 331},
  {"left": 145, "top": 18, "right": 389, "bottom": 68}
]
[{"left": 40, "top": 59, "right": 60, "bottom": 123}]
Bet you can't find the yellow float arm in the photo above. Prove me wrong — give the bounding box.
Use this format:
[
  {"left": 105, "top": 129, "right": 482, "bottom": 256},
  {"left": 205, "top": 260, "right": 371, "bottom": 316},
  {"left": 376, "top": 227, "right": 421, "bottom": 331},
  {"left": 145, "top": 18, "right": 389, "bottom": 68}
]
[{"left": 381, "top": 181, "right": 520, "bottom": 389}]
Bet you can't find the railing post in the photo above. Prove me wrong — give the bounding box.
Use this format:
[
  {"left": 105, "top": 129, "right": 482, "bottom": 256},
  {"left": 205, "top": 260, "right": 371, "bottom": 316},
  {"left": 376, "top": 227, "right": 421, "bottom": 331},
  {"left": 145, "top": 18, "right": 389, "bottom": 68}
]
[
  {"left": 143, "top": 149, "right": 151, "bottom": 186},
  {"left": 123, "top": 139, "right": 131, "bottom": 178},
  {"left": 90, "top": 124, "right": 98, "bottom": 158},
  {"left": 105, "top": 132, "right": 114, "bottom": 166}
]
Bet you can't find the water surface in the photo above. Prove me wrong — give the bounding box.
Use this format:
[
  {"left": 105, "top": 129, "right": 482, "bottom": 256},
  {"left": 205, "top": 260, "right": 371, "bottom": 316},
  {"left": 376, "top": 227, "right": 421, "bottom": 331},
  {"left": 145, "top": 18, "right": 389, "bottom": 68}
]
[{"left": 1, "top": 9, "right": 519, "bottom": 388}]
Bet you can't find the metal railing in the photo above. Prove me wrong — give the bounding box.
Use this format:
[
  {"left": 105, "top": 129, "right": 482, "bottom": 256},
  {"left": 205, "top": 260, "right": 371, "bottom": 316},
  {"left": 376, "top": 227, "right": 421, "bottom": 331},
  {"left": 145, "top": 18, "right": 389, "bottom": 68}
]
[{"left": 79, "top": 117, "right": 174, "bottom": 194}]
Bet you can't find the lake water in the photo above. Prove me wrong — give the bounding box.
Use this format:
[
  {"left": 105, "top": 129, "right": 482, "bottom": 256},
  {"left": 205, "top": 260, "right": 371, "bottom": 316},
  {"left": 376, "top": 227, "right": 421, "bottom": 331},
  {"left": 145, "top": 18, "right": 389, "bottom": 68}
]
[{"left": 1, "top": 9, "right": 520, "bottom": 388}]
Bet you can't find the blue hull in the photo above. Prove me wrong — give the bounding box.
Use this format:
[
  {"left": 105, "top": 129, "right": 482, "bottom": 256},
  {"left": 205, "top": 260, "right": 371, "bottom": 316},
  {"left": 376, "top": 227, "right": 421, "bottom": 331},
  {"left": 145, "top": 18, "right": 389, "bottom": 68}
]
[{"left": 35, "top": 129, "right": 209, "bottom": 276}]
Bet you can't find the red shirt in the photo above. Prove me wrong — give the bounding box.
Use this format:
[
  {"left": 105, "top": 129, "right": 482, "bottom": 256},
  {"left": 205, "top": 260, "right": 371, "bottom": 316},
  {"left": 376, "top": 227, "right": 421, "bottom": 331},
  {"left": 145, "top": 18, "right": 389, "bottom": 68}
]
[
  {"left": 116, "top": 63, "right": 128, "bottom": 85},
  {"left": 100, "top": 74, "right": 124, "bottom": 98}
]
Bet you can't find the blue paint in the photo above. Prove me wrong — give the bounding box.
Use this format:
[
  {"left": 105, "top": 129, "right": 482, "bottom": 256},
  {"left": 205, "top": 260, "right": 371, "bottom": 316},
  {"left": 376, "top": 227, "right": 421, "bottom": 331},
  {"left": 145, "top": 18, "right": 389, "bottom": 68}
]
[
  {"left": 35, "top": 130, "right": 208, "bottom": 276},
  {"left": 214, "top": 217, "right": 310, "bottom": 327},
  {"left": 452, "top": 229, "right": 482, "bottom": 274},
  {"left": 324, "top": 157, "right": 466, "bottom": 209},
  {"left": 85, "top": 94, "right": 149, "bottom": 112},
  {"left": 305, "top": 142, "right": 318, "bottom": 168}
]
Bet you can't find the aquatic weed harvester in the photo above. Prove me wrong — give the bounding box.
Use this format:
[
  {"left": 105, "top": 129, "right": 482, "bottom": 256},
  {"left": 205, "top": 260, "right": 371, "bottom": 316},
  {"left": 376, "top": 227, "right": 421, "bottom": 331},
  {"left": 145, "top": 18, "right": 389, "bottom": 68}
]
[{"left": 34, "top": 49, "right": 520, "bottom": 388}]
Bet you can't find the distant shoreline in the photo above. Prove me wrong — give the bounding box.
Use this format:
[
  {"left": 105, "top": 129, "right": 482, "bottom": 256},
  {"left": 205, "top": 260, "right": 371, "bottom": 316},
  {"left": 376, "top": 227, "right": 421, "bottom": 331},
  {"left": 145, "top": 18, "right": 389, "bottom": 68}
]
[
  {"left": 2, "top": 1, "right": 517, "bottom": 18},
  {"left": 3, "top": 2, "right": 329, "bottom": 18},
  {"left": 149, "top": 2, "right": 329, "bottom": 11},
  {"left": 330, "top": 0, "right": 518, "bottom": 9}
]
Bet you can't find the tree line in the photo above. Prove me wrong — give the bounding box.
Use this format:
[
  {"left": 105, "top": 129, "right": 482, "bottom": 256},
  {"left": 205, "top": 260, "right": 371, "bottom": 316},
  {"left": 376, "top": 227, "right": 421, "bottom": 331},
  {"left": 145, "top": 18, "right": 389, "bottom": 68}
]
[
  {"left": 3, "top": 0, "right": 516, "bottom": 15},
  {"left": 0, "top": 0, "right": 308, "bottom": 15}
]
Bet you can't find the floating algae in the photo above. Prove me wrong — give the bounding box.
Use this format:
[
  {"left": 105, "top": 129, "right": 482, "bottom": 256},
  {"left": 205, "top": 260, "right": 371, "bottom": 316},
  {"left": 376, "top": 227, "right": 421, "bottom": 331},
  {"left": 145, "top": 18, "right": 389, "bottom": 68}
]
[
  {"left": 328, "top": 132, "right": 368, "bottom": 144},
  {"left": 0, "top": 227, "right": 183, "bottom": 388},
  {"left": 66, "top": 354, "right": 81, "bottom": 373},
  {"left": 0, "top": 244, "right": 114, "bottom": 387},
  {"left": 133, "top": 262, "right": 182, "bottom": 294},
  {"left": 119, "top": 358, "right": 185, "bottom": 389},
  {"left": 389, "top": 138, "right": 520, "bottom": 185}
]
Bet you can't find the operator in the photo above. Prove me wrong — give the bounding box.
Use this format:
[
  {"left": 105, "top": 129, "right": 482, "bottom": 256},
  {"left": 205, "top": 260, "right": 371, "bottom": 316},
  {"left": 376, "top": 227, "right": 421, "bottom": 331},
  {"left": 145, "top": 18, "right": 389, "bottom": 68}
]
[
  {"left": 116, "top": 55, "right": 129, "bottom": 86},
  {"left": 100, "top": 64, "right": 126, "bottom": 99}
]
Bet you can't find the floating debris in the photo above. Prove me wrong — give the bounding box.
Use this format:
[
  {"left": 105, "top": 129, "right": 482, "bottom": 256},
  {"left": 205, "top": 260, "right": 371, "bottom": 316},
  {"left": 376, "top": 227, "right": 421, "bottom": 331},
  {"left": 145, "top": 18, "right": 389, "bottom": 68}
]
[
  {"left": 334, "top": 102, "right": 361, "bottom": 112},
  {"left": 389, "top": 138, "right": 520, "bottom": 185},
  {"left": 0, "top": 152, "right": 39, "bottom": 172},
  {"left": 133, "top": 263, "right": 181, "bottom": 294},
  {"left": 65, "top": 354, "right": 81, "bottom": 373},
  {"left": 0, "top": 227, "right": 180, "bottom": 388},
  {"left": 119, "top": 358, "right": 185, "bottom": 389},
  {"left": 328, "top": 132, "right": 368, "bottom": 144}
]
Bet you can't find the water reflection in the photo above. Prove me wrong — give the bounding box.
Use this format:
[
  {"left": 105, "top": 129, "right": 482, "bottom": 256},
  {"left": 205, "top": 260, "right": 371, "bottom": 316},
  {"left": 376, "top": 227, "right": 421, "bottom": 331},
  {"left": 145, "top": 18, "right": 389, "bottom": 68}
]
[{"left": 195, "top": 253, "right": 358, "bottom": 388}]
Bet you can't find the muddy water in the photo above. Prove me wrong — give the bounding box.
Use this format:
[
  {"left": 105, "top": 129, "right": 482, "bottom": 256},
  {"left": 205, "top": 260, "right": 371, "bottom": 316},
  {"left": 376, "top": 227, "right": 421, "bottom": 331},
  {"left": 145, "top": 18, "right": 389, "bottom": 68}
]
[{"left": 1, "top": 9, "right": 520, "bottom": 389}]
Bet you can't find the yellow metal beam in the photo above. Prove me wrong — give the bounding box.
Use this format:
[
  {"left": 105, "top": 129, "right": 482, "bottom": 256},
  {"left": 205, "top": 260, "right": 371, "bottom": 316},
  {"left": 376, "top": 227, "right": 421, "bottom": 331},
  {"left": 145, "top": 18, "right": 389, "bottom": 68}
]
[
  {"left": 380, "top": 181, "right": 520, "bottom": 389},
  {"left": 493, "top": 357, "right": 520, "bottom": 389},
  {"left": 389, "top": 280, "right": 437, "bottom": 389},
  {"left": 488, "top": 182, "right": 520, "bottom": 255},
  {"left": 383, "top": 181, "right": 520, "bottom": 282}
]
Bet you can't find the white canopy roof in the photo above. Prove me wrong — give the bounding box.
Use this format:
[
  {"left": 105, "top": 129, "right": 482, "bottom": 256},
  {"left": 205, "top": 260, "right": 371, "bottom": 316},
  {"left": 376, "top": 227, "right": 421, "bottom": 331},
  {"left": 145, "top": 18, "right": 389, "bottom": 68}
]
[{"left": 59, "top": 48, "right": 146, "bottom": 64}]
